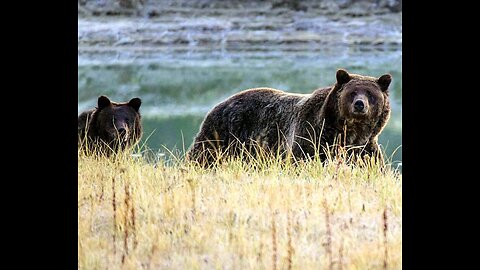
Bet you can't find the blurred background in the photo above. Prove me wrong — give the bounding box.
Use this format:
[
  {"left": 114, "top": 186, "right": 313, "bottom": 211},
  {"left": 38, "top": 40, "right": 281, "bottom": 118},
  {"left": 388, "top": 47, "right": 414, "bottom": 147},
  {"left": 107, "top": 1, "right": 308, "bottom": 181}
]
[{"left": 78, "top": 0, "right": 402, "bottom": 166}]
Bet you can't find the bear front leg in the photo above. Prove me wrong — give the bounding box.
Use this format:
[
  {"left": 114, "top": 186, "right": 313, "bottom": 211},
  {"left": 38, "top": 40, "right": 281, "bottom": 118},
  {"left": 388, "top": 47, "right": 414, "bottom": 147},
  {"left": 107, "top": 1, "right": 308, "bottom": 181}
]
[{"left": 362, "top": 139, "right": 385, "bottom": 168}]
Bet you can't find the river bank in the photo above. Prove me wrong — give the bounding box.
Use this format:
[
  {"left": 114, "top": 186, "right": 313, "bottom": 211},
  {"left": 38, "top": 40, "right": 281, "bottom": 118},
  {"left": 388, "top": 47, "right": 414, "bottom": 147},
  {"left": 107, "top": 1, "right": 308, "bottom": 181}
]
[{"left": 79, "top": 0, "right": 401, "bottom": 56}]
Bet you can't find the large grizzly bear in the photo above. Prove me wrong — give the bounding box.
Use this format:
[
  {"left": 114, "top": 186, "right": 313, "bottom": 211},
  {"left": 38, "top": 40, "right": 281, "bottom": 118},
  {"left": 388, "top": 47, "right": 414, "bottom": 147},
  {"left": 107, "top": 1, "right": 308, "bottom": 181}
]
[
  {"left": 187, "top": 69, "right": 392, "bottom": 166},
  {"left": 78, "top": 95, "right": 143, "bottom": 154}
]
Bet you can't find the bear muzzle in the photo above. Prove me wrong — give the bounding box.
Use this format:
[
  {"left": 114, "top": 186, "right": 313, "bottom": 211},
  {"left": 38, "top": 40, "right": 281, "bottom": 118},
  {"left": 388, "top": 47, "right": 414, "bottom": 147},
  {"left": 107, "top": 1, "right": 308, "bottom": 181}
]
[
  {"left": 352, "top": 99, "right": 369, "bottom": 116},
  {"left": 118, "top": 128, "right": 128, "bottom": 142},
  {"left": 117, "top": 127, "right": 130, "bottom": 143},
  {"left": 105, "top": 126, "right": 130, "bottom": 144}
]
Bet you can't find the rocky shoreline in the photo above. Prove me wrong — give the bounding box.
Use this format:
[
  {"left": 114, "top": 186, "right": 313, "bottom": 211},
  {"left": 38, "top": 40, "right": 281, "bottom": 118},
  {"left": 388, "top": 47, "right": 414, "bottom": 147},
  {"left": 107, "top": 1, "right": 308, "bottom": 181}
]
[
  {"left": 78, "top": 0, "right": 402, "bottom": 17},
  {"left": 78, "top": 0, "right": 402, "bottom": 55}
]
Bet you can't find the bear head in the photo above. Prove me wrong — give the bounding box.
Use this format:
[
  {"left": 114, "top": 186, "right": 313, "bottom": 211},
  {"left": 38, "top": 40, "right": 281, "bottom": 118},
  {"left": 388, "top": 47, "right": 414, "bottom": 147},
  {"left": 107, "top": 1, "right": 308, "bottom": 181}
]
[
  {"left": 334, "top": 69, "right": 392, "bottom": 124},
  {"left": 91, "top": 95, "right": 142, "bottom": 150}
]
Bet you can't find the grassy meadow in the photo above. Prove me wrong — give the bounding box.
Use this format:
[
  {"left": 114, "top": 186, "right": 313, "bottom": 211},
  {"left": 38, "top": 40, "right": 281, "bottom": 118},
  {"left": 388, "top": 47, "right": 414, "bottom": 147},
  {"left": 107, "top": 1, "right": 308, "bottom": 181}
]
[{"left": 78, "top": 146, "right": 402, "bottom": 269}]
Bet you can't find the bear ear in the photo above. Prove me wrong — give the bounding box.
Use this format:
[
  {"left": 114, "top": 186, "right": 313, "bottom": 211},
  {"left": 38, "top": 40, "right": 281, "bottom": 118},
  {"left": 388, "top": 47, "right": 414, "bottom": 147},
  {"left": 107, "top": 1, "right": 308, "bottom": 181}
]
[
  {"left": 128, "top": 97, "right": 142, "bottom": 112},
  {"left": 336, "top": 69, "right": 351, "bottom": 85},
  {"left": 97, "top": 95, "right": 111, "bottom": 109},
  {"left": 377, "top": 74, "right": 392, "bottom": 91}
]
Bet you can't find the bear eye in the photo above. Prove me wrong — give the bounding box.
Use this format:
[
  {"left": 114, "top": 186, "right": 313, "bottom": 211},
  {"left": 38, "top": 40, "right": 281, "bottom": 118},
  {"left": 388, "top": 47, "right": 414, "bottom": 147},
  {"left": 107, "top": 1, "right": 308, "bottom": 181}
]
[
  {"left": 366, "top": 92, "right": 375, "bottom": 102},
  {"left": 350, "top": 92, "right": 357, "bottom": 97}
]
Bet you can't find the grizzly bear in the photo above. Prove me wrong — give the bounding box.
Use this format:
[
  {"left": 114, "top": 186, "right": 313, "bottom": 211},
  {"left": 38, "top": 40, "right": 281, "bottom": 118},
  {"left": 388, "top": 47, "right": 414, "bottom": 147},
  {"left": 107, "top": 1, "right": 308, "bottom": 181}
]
[
  {"left": 78, "top": 95, "right": 143, "bottom": 154},
  {"left": 187, "top": 69, "right": 392, "bottom": 166}
]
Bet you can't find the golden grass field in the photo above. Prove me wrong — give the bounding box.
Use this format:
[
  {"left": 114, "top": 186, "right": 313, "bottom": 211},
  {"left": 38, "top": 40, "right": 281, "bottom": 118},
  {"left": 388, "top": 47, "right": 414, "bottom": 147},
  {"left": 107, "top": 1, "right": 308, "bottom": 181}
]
[{"left": 78, "top": 147, "right": 401, "bottom": 269}]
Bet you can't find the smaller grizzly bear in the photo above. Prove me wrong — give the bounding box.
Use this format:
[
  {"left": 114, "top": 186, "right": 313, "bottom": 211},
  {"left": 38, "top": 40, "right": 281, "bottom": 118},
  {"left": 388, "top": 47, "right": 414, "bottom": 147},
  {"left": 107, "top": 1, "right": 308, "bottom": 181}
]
[
  {"left": 78, "top": 95, "right": 143, "bottom": 154},
  {"left": 187, "top": 69, "right": 392, "bottom": 166}
]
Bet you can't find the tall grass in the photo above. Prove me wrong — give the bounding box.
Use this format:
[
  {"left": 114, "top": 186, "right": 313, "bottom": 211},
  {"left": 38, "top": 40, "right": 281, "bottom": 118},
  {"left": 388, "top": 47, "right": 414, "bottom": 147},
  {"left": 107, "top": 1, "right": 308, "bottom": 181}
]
[{"left": 78, "top": 141, "right": 401, "bottom": 269}]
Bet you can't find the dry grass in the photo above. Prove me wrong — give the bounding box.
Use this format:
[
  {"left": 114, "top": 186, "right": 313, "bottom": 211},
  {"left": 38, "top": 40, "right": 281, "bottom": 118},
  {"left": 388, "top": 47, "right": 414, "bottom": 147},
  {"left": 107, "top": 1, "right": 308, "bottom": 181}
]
[{"left": 78, "top": 146, "right": 401, "bottom": 269}]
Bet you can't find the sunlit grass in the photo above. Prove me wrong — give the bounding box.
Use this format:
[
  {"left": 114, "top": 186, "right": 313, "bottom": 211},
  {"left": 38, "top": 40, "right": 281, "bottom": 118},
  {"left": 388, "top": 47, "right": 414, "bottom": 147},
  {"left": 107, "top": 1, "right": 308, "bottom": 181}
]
[{"left": 78, "top": 143, "right": 401, "bottom": 269}]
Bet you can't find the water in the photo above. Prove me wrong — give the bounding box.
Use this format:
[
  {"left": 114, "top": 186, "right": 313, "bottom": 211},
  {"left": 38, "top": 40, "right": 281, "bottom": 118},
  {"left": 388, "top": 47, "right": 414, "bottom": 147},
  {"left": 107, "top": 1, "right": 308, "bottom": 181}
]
[{"left": 78, "top": 49, "right": 401, "bottom": 165}]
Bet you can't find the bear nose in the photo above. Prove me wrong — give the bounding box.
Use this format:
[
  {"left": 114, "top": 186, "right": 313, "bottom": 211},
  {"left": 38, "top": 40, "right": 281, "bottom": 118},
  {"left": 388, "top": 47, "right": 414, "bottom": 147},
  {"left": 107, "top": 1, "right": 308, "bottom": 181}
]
[
  {"left": 117, "top": 127, "right": 126, "bottom": 135},
  {"left": 354, "top": 100, "right": 365, "bottom": 112}
]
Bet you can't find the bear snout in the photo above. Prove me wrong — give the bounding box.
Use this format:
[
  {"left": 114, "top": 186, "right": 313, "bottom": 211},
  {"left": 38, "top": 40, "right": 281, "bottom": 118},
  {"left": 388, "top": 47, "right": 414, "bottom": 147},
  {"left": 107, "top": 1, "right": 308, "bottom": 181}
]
[
  {"left": 354, "top": 100, "right": 364, "bottom": 111},
  {"left": 104, "top": 126, "right": 130, "bottom": 143},
  {"left": 117, "top": 127, "right": 126, "bottom": 136},
  {"left": 353, "top": 99, "right": 368, "bottom": 114},
  {"left": 116, "top": 127, "right": 130, "bottom": 142}
]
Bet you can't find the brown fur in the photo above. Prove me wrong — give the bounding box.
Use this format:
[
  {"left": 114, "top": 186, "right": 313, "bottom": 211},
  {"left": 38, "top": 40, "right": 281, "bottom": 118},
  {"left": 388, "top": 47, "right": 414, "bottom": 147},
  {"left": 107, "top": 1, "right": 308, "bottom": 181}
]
[
  {"left": 78, "top": 95, "right": 143, "bottom": 155},
  {"left": 187, "top": 69, "right": 391, "bottom": 166}
]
